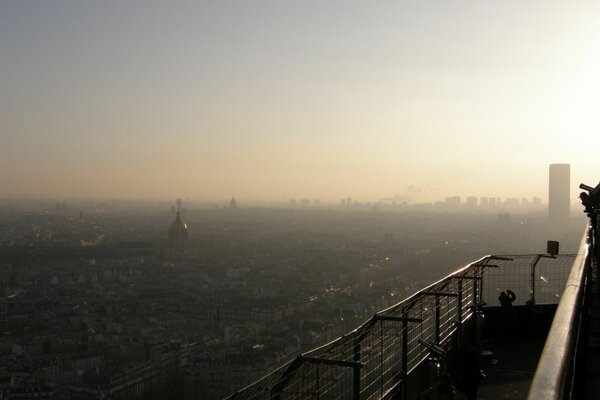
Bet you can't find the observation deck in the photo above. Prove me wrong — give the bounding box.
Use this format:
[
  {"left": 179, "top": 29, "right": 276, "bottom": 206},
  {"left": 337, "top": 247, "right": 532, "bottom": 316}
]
[{"left": 227, "top": 186, "right": 600, "bottom": 400}]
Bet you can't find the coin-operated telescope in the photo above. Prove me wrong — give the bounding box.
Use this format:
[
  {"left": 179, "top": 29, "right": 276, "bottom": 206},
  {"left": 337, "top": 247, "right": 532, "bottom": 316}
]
[
  {"left": 579, "top": 182, "right": 600, "bottom": 213},
  {"left": 418, "top": 339, "right": 445, "bottom": 358},
  {"left": 580, "top": 181, "right": 600, "bottom": 259}
]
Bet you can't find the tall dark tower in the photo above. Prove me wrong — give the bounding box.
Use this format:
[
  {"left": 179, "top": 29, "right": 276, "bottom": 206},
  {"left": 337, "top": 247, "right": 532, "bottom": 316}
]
[
  {"left": 549, "top": 163, "right": 570, "bottom": 225},
  {"left": 168, "top": 198, "right": 188, "bottom": 247}
]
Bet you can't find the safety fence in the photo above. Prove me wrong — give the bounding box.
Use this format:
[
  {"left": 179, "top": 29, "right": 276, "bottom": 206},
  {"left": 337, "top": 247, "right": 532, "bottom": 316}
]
[{"left": 227, "top": 253, "right": 576, "bottom": 400}]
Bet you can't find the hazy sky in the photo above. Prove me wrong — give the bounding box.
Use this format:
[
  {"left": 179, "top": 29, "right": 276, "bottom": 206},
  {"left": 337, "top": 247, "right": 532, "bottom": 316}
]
[{"left": 2, "top": 1, "right": 599, "bottom": 203}]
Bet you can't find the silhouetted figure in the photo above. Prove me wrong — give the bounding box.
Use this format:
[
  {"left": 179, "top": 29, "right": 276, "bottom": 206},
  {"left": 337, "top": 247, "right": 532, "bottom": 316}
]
[
  {"left": 456, "top": 343, "right": 482, "bottom": 400},
  {"left": 499, "top": 289, "right": 516, "bottom": 306},
  {"left": 499, "top": 289, "right": 517, "bottom": 339}
]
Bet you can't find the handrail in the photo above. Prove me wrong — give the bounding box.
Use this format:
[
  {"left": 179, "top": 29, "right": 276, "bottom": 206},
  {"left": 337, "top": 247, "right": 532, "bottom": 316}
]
[{"left": 527, "top": 229, "right": 590, "bottom": 400}]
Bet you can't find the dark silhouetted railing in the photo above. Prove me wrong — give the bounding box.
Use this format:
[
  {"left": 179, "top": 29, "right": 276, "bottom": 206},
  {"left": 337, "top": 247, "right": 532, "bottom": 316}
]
[{"left": 227, "top": 253, "right": 576, "bottom": 400}]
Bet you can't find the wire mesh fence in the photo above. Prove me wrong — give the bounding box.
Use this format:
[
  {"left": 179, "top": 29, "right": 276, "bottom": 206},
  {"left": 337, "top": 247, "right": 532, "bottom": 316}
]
[
  {"left": 480, "top": 255, "right": 575, "bottom": 307},
  {"left": 227, "top": 254, "right": 575, "bottom": 400}
]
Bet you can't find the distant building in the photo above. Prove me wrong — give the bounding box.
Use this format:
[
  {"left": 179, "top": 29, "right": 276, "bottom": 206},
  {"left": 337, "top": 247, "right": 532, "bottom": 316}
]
[
  {"left": 504, "top": 198, "right": 520, "bottom": 208},
  {"left": 229, "top": 197, "right": 237, "bottom": 209},
  {"left": 549, "top": 163, "right": 570, "bottom": 224},
  {"left": 466, "top": 196, "right": 477, "bottom": 208},
  {"left": 480, "top": 197, "right": 489, "bottom": 207},
  {"left": 289, "top": 199, "right": 297, "bottom": 206},
  {"left": 444, "top": 196, "right": 461, "bottom": 207},
  {"left": 168, "top": 199, "right": 188, "bottom": 248}
]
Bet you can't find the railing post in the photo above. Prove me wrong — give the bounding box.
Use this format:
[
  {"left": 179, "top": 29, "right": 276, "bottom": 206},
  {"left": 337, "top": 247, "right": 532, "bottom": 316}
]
[
  {"left": 472, "top": 269, "right": 479, "bottom": 302},
  {"left": 457, "top": 279, "right": 463, "bottom": 325},
  {"left": 353, "top": 363, "right": 361, "bottom": 400},
  {"left": 380, "top": 320, "right": 384, "bottom": 396},
  {"left": 417, "top": 292, "right": 459, "bottom": 344},
  {"left": 435, "top": 296, "right": 440, "bottom": 344},
  {"left": 472, "top": 270, "right": 480, "bottom": 341},
  {"left": 530, "top": 254, "right": 556, "bottom": 305},
  {"left": 353, "top": 342, "right": 361, "bottom": 399},
  {"left": 401, "top": 312, "right": 408, "bottom": 400},
  {"left": 530, "top": 255, "right": 541, "bottom": 304},
  {"left": 316, "top": 366, "right": 320, "bottom": 400}
]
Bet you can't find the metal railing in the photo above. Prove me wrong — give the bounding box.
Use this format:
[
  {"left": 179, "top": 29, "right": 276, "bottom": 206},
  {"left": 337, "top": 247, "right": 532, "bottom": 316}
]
[
  {"left": 527, "top": 230, "right": 590, "bottom": 400},
  {"left": 527, "top": 180, "right": 600, "bottom": 400},
  {"left": 227, "top": 252, "right": 576, "bottom": 400}
]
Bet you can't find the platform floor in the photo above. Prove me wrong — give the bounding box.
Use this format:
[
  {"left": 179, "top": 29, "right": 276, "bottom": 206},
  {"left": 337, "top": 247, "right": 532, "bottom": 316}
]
[{"left": 477, "top": 339, "right": 545, "bottom": 400}]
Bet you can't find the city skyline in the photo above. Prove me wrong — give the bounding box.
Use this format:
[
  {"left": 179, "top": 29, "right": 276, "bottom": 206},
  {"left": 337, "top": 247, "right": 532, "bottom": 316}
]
[
  {"left": 0, "top": 192, "right": 577, "bottom": 213},
  {"left": 2, "top": 1, "right": 599, "bottom": 203}
]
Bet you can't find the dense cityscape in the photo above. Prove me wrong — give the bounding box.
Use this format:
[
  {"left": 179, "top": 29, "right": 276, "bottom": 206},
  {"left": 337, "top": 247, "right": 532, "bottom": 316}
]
[
  {"left": 0, "top": 193, "right": 585, "bottom": 399},
  {"left": 3, "top": 2, "right": 599, "bottom": 399}
]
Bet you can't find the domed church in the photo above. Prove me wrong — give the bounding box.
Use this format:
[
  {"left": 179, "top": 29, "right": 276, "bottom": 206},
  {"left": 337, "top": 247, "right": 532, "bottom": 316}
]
[{"left": 168, "top": 199, "right": 188, "bottom": 248}]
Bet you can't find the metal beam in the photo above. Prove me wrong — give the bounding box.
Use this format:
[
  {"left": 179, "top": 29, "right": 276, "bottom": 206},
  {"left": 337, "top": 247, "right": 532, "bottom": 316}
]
[
  {"left": 299, "top": 356, "right": 363, "bottom": 369},
  {"left": 450, "top": 275, "right": 482, "bottom": 280},
  {"left": 474, "top": 264, "right": 500, "bottom": 268},
  {"left": 401, "top": 313, "right": 410, "bottom": 400},
  {"left": 374, "top": 314, "right": 423, "bottom": 323},
  {"left": 419, "top": 291, "right": 459, "bottom": 297}
]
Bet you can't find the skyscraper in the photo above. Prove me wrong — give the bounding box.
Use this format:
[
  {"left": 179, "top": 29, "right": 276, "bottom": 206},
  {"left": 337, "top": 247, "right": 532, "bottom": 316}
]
[{"left": 549, "top": 163, "right": 570, "bottom": 224}]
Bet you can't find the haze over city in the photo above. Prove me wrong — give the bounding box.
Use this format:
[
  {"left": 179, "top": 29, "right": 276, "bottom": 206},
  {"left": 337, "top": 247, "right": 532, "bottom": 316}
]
[
  {"left": 4, "top": 3, "right": 600, "bottom": 399},
  {"left": 2, "top": 1, "right": 599, "bottom": 203}
]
